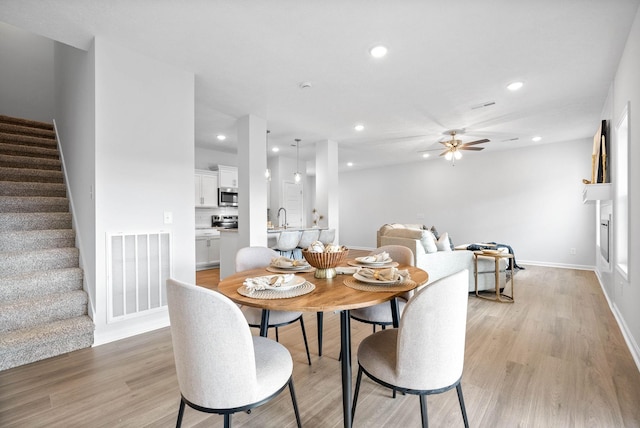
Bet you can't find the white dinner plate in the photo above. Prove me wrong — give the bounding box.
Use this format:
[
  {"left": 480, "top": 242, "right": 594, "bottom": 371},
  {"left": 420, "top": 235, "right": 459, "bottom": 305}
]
[
  {"left": 262, "top": 275, "right": 306, "bottom": 291},
  {"left": 353, "top": 272, "right": 400, "bottom": 285},
  {"left": 269, "top": 263, "right": 310, "bottom": 271},
  {"left": 354, "top": 256, "right": 393, "bottom": 265}
]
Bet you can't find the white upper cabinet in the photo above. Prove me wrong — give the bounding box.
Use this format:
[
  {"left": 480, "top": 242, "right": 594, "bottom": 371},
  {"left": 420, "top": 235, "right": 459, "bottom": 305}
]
[
  {"left": 195, "top": 170, "right": 218, "bottom": 207},
  {"left": 218, "top": 165, "right": 238, "bottom": 188}
]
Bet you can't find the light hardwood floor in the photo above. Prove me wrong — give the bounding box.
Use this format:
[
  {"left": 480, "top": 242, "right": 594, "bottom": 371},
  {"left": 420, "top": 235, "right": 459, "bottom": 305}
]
[{"left": 1, "top": 262, "right": 639, "bottom": 427}]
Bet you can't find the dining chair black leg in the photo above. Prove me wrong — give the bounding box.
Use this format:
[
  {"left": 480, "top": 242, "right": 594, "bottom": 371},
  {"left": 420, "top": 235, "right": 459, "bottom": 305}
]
[
  {"left": 351, "top": 366, "right": 364, "bottom": 424},
  {"left": 276, "top": 327, "right": 279, "bottom": 342},
  {"left": 317, "top": 312, "right": 323, "bottom": 356},
  {"left": 176, "top": 398, "right": 185, "bottom": 428},
  {"left": 298, "top": 316, "right": 311, "bottom": 365},
  {"left": 456, "top": 383, "right": 470, "bottom": 428},
  {"left": 224, "top": 414, "right": 231, "bottom": 428},
  {"left": 419, "top": 395, "right": 428, "bottom": 428},
  {"left": 288, "top": 378, "right": 303, "bottom": 428}
]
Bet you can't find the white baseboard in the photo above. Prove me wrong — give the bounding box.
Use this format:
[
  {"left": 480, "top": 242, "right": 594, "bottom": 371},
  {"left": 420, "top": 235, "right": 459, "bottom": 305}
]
[
  {"left": 93, "top": 310, "right": 170, "bottom": 347},
  {"left": 595, "top": 270, "right": 640, "bottom": 373}
]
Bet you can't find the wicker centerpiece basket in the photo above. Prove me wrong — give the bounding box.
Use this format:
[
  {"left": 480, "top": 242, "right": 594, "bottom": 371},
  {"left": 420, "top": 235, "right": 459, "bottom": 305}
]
[{"left": 302, "top": 247, "right": 349, "bottom": 279}]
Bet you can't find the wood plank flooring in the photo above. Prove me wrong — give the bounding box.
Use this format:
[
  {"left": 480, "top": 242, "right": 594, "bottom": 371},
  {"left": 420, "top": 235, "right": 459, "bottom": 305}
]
[{"left": 1, "top": 261, "right": 639, "bottom": 427}]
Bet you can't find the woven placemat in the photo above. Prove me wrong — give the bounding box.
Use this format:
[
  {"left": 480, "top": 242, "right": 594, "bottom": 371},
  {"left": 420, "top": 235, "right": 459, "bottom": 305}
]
[
  {"left": 343, "top": 277, "right": 417, "bottom": 292},
  {"left": 266, "top": 266, "right": 315, "bottom": 274},
  {"left": 237, "top": 281, "right": 316, "bottom": 299}
]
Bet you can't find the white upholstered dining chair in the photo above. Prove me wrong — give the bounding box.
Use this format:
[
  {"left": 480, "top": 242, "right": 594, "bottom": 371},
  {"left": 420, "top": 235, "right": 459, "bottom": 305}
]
[
  {"left": 351, "top": 269, "right": 470, "bottom": 428},
  {"left": 236, "top": 246, "right": 311, "bottom": 365},
  {"left": 166, "top": 278, "right": 302, "bottom": 428},
  {"left": 350, "top": 245, "right": 415, "bottom": 332}
]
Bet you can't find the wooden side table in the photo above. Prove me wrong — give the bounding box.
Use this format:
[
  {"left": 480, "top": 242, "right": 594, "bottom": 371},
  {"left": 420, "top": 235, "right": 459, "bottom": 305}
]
[{"left": 473, "top": 251, "right": 515, "bottom": 303}]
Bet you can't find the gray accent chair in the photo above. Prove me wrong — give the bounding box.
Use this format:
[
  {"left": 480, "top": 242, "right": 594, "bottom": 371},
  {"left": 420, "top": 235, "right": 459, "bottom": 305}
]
[
  {"left": 166, "top": 278, "right": 302, "bottom": 428},
  {"left": 352, "top": 269, "right": 470, "bottom": 428},
  {"left": 236, "top": 246, "right": 311, "bottom": 365},
  {"left": 349, "top": 245, "right": 415, "bottom": 332}
]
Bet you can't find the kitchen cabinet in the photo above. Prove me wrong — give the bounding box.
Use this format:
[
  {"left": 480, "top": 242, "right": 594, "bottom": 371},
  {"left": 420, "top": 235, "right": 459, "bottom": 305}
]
[
  {"left": 196, "top": 235, "right": 220, "bottom": 270},
  {"left": 218, "top": 165, "right": 238, "bottom": 188},
  {"left": 195, "top": 170, "right": 218, "bottom": 207}
]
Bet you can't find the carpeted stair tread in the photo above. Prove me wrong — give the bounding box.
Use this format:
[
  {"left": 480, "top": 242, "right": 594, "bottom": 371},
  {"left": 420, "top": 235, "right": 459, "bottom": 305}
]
[
  {"left": 0, "top": 181, "right": 66, "bottom": 197},
  {"left": 0, "top": 229, "right": 76, "bottom": 252},
  {"left": 0, "top": 122, "right": 56, "bottom": 139},
  {"left": 0, "top": 166, "right": 63, "bottom": 184},
  {"left": 0, "top": 268, "right": 83, "bottom": 302},
  {"left": 0, "top": 195, "right": 69, "bottom": 213},
  {"left": 0, "top": 290, "right": 88, "bottom": 332},
  {"left": 0, "top": 142, "right": 59, "bottom": 159},
  {"left": 0, "top": 132, "right": 57, "bottom": 149},
  {"left": 0, "top": 316, "right": 94, "bottom": 371},
  {"left": 0, "top": 153, "right": 61, "bottom": 170},
  {"left": 0, "top": 212, "right": 71, "bottom": 231},
  {"left": 0, "top": 247, "right": 79, "bottom": 278},
  {"left": 0, "top": 115, "right": 54, "bottom": 131}
]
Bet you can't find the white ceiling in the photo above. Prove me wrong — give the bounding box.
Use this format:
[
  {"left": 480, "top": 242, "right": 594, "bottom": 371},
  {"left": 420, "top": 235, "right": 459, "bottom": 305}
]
[{"left": 1, "top": 0, "right": 638, "bottom": 171}]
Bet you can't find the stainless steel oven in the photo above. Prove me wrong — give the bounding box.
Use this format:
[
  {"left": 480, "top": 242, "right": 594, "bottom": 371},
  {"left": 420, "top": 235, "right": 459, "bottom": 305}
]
[{"left": 218, "top": 188, "right": 238, "bottom": 207}]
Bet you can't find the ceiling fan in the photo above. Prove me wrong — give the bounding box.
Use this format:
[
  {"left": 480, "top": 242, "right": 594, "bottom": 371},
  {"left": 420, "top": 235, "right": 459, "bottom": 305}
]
[{"left": 420, "top": 129, "right": 490, "bottom": 163}]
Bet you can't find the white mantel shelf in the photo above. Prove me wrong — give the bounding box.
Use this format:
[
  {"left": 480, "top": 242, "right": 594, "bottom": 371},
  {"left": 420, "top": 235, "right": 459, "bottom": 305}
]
[{"left": 583, "top": 183, "right": 612, "bottom": 203}]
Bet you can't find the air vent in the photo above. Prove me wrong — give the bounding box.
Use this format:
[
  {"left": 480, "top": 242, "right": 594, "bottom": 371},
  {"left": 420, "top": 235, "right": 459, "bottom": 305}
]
[{"left": 470, "top": 101, "right": 496, "bottom": 110}]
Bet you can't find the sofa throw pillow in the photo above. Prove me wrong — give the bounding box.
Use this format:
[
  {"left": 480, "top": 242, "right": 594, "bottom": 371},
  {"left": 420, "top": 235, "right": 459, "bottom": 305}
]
[
  {"left": 383, "top": 228, "right": 438, "bottom": 253},
  {"left": 436, "top": 232, "right": 453, "bottom": 252}
]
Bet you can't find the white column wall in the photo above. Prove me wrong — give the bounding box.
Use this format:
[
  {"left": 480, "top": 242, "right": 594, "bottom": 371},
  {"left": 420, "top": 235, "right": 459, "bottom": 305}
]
[
  {"left": 315, "top": 140, "right": 340, "bottom": 244},
  {"left": 93, "top": 37, "right": 195, "bottom": 344},
  {"left": 237, "top": 114, "right": 268, "bottom": 247}
]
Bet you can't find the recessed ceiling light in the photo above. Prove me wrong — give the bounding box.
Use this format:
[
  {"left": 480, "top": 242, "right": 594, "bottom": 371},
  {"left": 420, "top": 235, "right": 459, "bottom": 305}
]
[
  {"left": 347, "top": 162, "right": 354, "bottom": 167},
  {"left": 216, "top": 134, "right": 226, "bottom": 141},
  {"left": 507, "top": 81, "right": 524, "bottom": 91},
  {"left": 354, "top": 124, "right": 364, "bottom": 131},
  {"left": 422, "top": 153, "right": 430, "bottom": 158},
  {"left": 369, "top": 45, "right": 388, "bottom": 58},
  {"left": 272, "top": 147, "right": 280, "bottom": 153},
  {"left": 532, "top": 136, "right": 542, "bottom": 142}
]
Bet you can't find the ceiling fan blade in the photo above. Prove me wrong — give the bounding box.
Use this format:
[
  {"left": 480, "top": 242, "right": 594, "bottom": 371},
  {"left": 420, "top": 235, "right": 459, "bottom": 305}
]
[
  {"left": 439, "top": 150, "right": 450, "bottom": 157},
  {"left": 459, "top": 146, "right": 484, "bottom": 151},
  {"left": 462, "top": 139, "right": 490, "bottom": 146}
]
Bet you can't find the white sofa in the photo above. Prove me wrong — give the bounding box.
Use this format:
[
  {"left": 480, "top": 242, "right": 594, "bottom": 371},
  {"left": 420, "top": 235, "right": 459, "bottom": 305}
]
[{"left": 377, "top": 224, "right": 507, "bottom": 292}]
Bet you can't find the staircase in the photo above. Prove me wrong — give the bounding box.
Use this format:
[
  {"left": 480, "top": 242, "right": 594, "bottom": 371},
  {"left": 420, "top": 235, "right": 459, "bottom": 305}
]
[{"left": 0, "top": 114, "right": 94, "bottom": 371}]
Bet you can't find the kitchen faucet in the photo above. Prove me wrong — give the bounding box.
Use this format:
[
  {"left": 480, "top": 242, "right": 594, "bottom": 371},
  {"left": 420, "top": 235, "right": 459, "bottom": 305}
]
[{"left": 277, "top": 207, "right": 287, "bottom": 229}]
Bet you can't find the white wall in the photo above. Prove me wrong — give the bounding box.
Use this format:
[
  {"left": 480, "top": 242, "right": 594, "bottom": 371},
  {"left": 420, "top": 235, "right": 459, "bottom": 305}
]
[
  {"left": 93, "top": 37, "right": 195, "bottom": 344},
  {"left": 600, "top": 5, "right": 640, "bottom": 369},
  {"left": 0, "top": 22, "right": 54, "bottom": 121},
  {"left": 340, "top": 138, "right": 595, "bottom": 268},
  {"left": 54, "top": 41, "right": 97, "bottom": 314}
]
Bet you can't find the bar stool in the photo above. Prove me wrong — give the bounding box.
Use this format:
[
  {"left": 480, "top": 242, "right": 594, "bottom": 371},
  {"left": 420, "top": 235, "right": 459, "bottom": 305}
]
[
  {"left": 295, "top": 229, "right": 320, "bottom": 259},
  {"left": 271, "top": 230, "right": 301, "bottom": 259},
  {"left": 318, "top": 228, "right": 335, "bottom": 246}
]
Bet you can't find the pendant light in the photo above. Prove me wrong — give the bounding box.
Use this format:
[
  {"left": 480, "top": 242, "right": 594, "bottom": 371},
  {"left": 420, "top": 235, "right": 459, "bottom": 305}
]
[
  {"left": 293, "top": 138, "right": 301, "bottom": 183},
  {"left": 265, "top": 130, "right": 271, "bottom": 181}
]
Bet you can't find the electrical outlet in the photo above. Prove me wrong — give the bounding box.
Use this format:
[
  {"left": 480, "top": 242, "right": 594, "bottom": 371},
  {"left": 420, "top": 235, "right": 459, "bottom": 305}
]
[
  {"left": 164, "top": 211, "right": 173, "bottom": 224},
  {"left": 569, "top": 248, "right": 576, "bottom": 255}
]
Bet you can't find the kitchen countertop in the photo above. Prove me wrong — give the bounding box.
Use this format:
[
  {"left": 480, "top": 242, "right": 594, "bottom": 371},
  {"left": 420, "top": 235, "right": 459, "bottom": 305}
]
[{"left": 267, "top": 227, "right": 326, "bottom": 232}]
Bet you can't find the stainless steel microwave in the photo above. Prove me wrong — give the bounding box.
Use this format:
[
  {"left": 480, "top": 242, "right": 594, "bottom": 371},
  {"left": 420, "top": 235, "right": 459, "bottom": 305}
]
[{"left": 218, "top": 188, "right": 238, "bottom": 207}]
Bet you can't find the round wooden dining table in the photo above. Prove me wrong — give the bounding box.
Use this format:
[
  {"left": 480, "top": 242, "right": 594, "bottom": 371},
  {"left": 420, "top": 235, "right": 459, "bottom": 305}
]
[{"left": 217, "top": 262, "right": 429, "bottom": 428}]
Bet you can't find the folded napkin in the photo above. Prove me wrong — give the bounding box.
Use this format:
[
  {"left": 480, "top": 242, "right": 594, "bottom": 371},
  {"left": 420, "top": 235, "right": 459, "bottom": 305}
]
[
  {"left": 358, "top": 267, "right": 409, "bottom": 282},
  {"left": 271, "top": 256, "right": 309, "bottom": 268},
  {"left": 360, "top": 251, "right": 391, "bottom": 263},
  {"left": 243, "top": 274, "right": 295, "bottom": 292}
]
